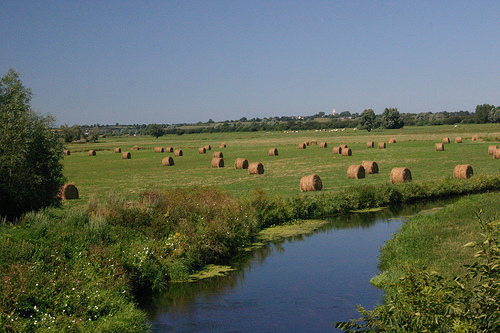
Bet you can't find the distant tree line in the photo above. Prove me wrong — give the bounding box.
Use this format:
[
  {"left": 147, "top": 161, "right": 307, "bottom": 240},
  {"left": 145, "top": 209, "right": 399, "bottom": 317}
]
[{"left": 56, "top": 104, "right": 497, "bottom": 140}]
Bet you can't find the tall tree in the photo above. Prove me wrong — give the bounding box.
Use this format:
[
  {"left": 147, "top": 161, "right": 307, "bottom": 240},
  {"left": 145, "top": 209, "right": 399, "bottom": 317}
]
[
  {"left": 146, "top": 123, "right": 164, "bottom": 138},
  {"left": 0, "top": 69, "right": 65, "bottom": 220},
  {"left": 475, "top": 104, "right": 495, "bottom": 123},
  {"left": 382, "top": 107, "right": 404, "bottom": 129},
  {"left": 358, "top": 109, "right": 376, "bottom": 132}
]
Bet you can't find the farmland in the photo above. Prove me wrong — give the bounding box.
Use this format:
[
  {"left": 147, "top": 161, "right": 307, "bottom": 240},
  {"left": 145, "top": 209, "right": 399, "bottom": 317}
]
[{"left": 62, "top": 123, "right": 500, "bottom": 203}]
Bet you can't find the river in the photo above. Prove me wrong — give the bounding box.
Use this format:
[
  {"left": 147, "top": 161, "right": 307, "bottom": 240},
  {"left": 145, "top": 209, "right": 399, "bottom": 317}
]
[{"left": 145, "top": 201, "right": 450, "bottom": 332}]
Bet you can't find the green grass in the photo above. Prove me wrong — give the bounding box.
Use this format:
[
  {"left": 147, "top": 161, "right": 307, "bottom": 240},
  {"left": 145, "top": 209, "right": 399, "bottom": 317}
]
[{"left": 62, "top": 124, "right": 500, "bottom": 204}]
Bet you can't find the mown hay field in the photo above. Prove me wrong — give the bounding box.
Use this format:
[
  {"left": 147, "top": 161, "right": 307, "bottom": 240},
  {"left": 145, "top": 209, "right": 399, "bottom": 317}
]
[{"left": 62, "top": 124, "right": 500, "bottom": 204}]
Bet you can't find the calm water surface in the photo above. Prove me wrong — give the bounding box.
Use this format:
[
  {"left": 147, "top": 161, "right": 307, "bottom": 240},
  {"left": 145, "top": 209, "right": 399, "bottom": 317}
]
[{"left": 146, "top": 203, "right": 448, "bottom": 332}]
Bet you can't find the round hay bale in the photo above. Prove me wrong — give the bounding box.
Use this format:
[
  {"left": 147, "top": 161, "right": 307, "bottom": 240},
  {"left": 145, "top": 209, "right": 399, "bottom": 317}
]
[
  {"left": 63, "top": 150, "right": 71, "bottom": 156},
  {"left": 211, "top": 157, "right": 224, "bottom": 168},
  {"left": 310, "top": 140, "right": 318, "bottom": 146},
  {"left": 300, "top": 174, "right": 323, "bottom": 192},
  {"left": 454, "top": 164, "right": 473, "bottom": 179},
  {"left": 114, "top": 148, "right": 121, "bottom": 153},
  {"left": 88, "top": 150, "right": 96, "bottom": 156},
  {"left": 234, "top": 158, "right": 248, "bottom": 169},
  {"left": 154, "top": 147, "right": 164, "bottom": 153},
  {"left": 299, "top": 142, "right": 307, "bottom": 149},
  {"left": 472, "top": 134, "right": 479, "bottom": 141},
  {"left": 390, "top": 167, "right": 412, "bottom": 183},
  {"left": 60, "top": 183, "right": 79, "bottom": 200},
  {"left": 347, "top": 165, "right": 365, "bottom": 179},
  {"left": 204, "top": 144, "right": 211, "bottom": 151},
  {"left": 442, "top": 137, "right": 450, "bottom": 144},
  {"left": 165, "top": 147, "right": 174, "bottom": 152},
  {"left": 268, "top": 148, "right": 278, "bottom": 156},
  {"left": 132, "top": 145, "right": 139, "bottom": 150},
  {"left": 198, "top": 147, "right": 206, "bottom": 154},
  {"left": 304, "top": 141, "right": 310, "bottom": 146},
  {"left": 435, "top": 143, "right": 445, "bottom": 151},
  {"left": 220, "top": 142, "right": 226, "bottom": 148},
  {"left": 319, "top": 142, "right": 327, "bottom": 148},
  {"left": 362, "top": 161, "right": 379, "bottom": 174},
  {"left": 494, "top": 149, "right": 500, "bottom": 159},
  {"left": 332, "top": 146, "right": 342, "bottom": 154},
  {"left": 389, "top": 138, "right": 396, "bottom": 143},
  {"left": 174, "top": 149, "right": 183, "bottom": 156},
  {"left": 366, "top": 141, "right": 374, "bottom": 148},
  {"left": 488, "top": 145, "right": 497, "bottom": 155},
  {"left": 162, "top": 156, "right": 174, "bottom": 166},
  {"left": 248, "top": 162, "right": 264, "bottom": 175},
  {"left": 455, "top": 137, "right": 462, "bottom": 143},
  {"left": 213, "top": 151, "right": 223, "bottom": 158},
  {"left": 378, "top": 142, "right": 386, "bottom": 149},
  {"left": 339, "top": 144, "right": 348, "bottom": 149},
  {"left": 341, "top": 147, "right": 352, "bottom": 156},
  {"left": 121, "top": 152, "right": 131, "bottom": 159}
]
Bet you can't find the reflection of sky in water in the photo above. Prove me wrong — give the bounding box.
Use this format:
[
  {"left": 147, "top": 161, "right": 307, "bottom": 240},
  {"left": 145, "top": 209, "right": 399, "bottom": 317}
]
[{"left": 148, "top": 200, "right": 454, "bottom": 332}]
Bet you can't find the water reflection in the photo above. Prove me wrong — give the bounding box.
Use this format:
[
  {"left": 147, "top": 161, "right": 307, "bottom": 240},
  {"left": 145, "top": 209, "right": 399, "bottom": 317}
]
[{"left": 145, "top": 198, "right": 456, "bottom": 332}]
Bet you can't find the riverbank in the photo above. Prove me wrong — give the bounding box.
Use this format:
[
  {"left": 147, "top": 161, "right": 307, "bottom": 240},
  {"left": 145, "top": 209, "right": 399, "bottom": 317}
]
[{"left": 1, "top": 176, "right": 500, "bottom": 331}]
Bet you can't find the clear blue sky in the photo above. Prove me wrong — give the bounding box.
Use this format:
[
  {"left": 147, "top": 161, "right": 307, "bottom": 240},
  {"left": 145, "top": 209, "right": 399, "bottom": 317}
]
[{"left": 2, "top": 1, "right": 499, "bottom": 126}]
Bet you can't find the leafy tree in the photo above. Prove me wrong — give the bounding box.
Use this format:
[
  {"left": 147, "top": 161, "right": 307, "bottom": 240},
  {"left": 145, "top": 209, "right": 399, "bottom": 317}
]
[
  {"left": 146, "top": 123, "right": 164, "bottom": 138},
  {"left": 89, "top": 126, "right": 100, "bottom": 142},
  {"left": 488, "top": 106, "right": 500, "bottom": 123},
  {"left": 59, "top": 124, "right": 84, "bottom": 143},
  {"left": 475, "top": 104, "right": 495, "bottom": 123},
  {"left": 0, "top": 69, "right": 65, "bottom": 220},
  {"left": 358, "top": 109, "right": 376, "bottom": 132},
  {"left": 382, "top": 107, "right": 404, "bottom": 129}
]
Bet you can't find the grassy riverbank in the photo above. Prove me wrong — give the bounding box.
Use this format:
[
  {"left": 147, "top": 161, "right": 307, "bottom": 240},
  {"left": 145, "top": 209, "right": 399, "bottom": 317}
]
[{"left": 2, "top": 176, "right": 500, "bottom": 331}]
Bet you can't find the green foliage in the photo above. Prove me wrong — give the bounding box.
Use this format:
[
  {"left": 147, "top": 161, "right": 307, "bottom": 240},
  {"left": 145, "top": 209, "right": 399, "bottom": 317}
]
[
  {"left": 0, "top": 69, "right": 65, "bottom": 220},
  {"left": 335, "top": 212, "right": 500, "bottom": 332},
  {"left": 382, "top": 107, "right": 404, "bottom": 129},
  {"left": 358, "top": 109, "right": 376, "bottom": 131},
  {"left": 146, "top": 123, "right": 164, "bottom": 138},
  {"left": 475, "top": 104, "right": 496, "bottom": 124}
]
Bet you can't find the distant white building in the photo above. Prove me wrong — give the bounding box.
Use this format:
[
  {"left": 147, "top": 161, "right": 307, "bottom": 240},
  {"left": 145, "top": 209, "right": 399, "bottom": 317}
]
[{"left": 332, "top": 108, "right": 336, "bottom": 116}]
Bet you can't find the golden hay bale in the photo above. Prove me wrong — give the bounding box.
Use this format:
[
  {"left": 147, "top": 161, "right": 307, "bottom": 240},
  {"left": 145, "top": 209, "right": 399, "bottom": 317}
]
[
  {"left": 488, "top": 145, "right": 498, "bottom": 155},
  {"left": 220, "top": 142, "right": 226, "bottom": 148},
  {"left": 332, "top": 146, "right": 342, "bottom": 154},
  {"left": 390, "top": 167, "right": 412, "bottom": 183},
  {"left": 121, "top": 152, "right": 131, "bottom": 159},
  {"left": 442, "top": 137, "right": 450, "bottom": 144},
  {"left": 339, "top": 144, "right": 348, "bottom": 149},
  {"left": 453, "top": 164, "right": 473, "bottom": 179},
  {"left": 389, "top": 138, "right": 396, "bottom": 143},
  {"left": 472, "top": 134, "right": 479, "bottom": 141},
  {"left": 378, "top": 142, "right": 386, "bottom": 149},
  {"left": 310, "top": 140, "right": 318, "bottom": 146},
  {"left": 362, "top": 161, "right": 379, "bottom": 174},
  {"left": 435, "top": 143, "right": 445, "bottom": 151},
  {"left": 63, "top": 150, "right": 71, "bottom": 156},
  {"left": 341, "top": 147, "right": 352, "bottom": 156},
  {"left": 268, "top": 148, "right": 278, "bottom": 156},
  {"left": 174, "top": 149, "right": 183, "bottom": 157},
  {"left": 366, "top": 141, "right": 374, "bottom": 148},
  {"left": 300, "top": 174, "right": 323, "bottom": 191},
  {"left": 114, "top": 148, "right": 121, "bottom": 153},
  {"left": 88, "top": 150, "right": 96, "bottom": 156},
  {"left": 234, "top": 158, "right": 249, "bottom": 169},
  {"left": 304, "top": 141, "right": 310, "bottom": 146},
  {"left": 248, "top": 162, "right": 264, "bottom": 174},
  {"left": 211, "top": 157, "right": 224, "bottom": 168},
  {"left": 347, "top": 165, "right": 365, "bottom": 179},
  {"left": 60, "top": 183, "right": 79, "bottom": 200},
  {"left": 319, "top": 142, "right": 327, "bottom": 148},
  {"left": 204, "top": 144, "right": 211, "bottom": 151},
  {"left": 299, "top": 142, "right": 307, "bottom": 149},
  {"left": 162, "top": 156, "right": 174, "bottom": 166},
  {"left": 132, "top": 145, "right": 139, "bottom": 150},
  {"left": 213, "top": 151, "right": 223, "bottom": 158},
  {"left": 165, "top": 147, "right": 174, "bottom": 152},
  {"left": 198, "top": 147, "right": 206, "bottom": 154},
  {"left": 455, "top": 137, "right": 462, "bottom": 143},
  {"left": 494, "top": 149, "right": 500, "bottom": 159},
  {"left": 154, "top": 147, "right": 164, "bottom": 153}
]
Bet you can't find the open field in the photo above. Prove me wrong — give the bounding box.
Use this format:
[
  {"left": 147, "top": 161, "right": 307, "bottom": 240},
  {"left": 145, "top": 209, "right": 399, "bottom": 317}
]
[{"left": 62, "top": 124, "right": 500, "bottom": 203}]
